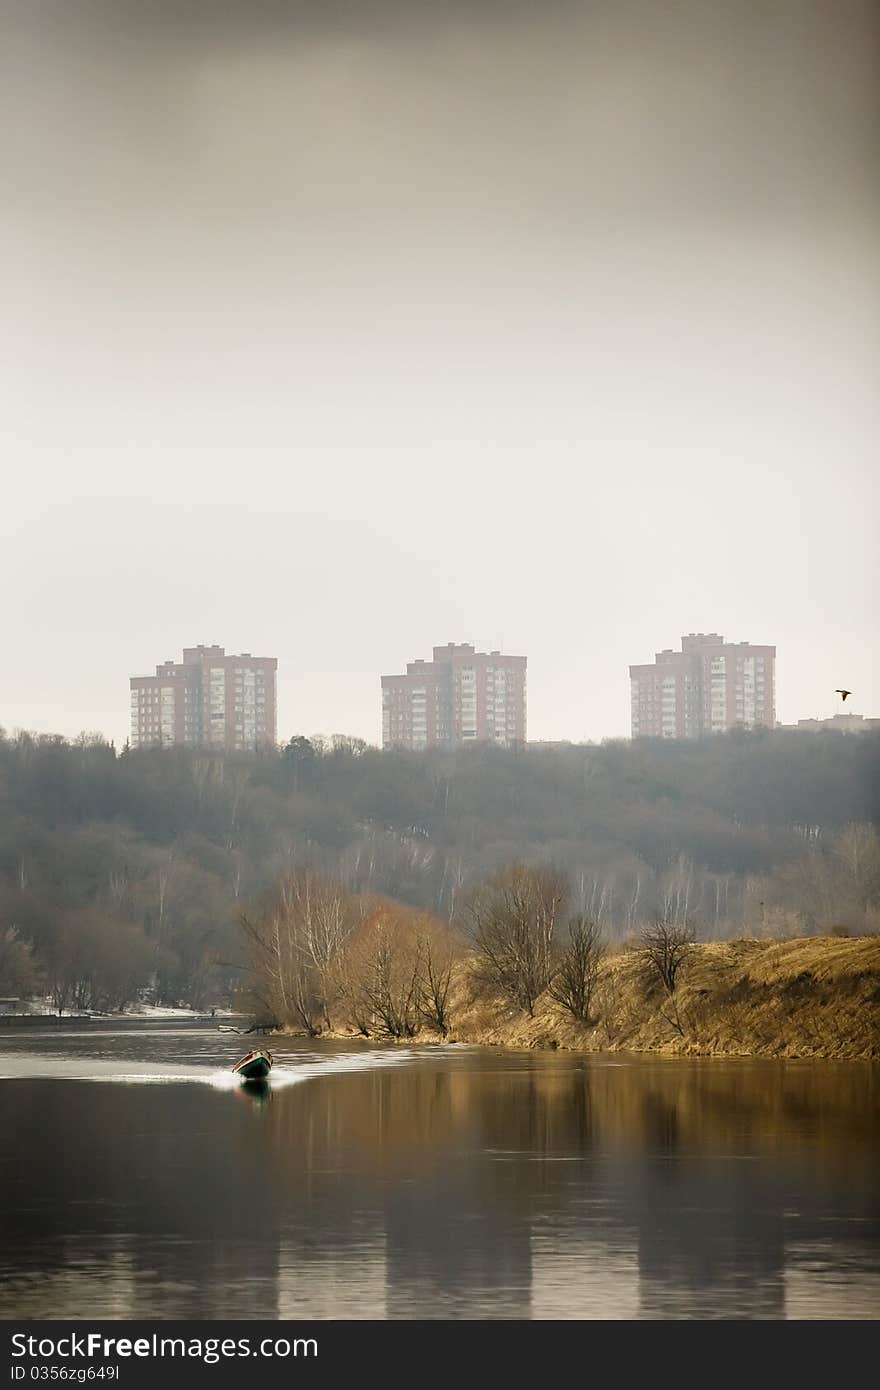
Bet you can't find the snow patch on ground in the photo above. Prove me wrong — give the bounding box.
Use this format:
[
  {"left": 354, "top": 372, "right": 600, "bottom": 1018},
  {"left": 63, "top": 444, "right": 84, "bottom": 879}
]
[{"left": 125, "top": 1005, "right": 239, "bottom": 1019}]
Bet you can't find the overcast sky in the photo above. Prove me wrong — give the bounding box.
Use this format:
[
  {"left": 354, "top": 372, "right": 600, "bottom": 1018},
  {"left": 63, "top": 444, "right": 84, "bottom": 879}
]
[{"left": 2, "top": 0, "right": 877, "bottom": 746}]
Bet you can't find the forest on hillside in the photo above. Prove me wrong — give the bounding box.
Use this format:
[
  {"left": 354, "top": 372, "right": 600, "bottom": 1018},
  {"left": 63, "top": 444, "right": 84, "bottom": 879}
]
[{"left": 0, "top": 726, "right": 877, "bottom": 1011}]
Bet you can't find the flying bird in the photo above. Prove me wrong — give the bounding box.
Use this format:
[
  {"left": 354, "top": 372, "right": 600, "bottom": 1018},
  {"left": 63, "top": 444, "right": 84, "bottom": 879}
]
[{"left": 835, "top": 689, "right": 851, "bottom": 702}]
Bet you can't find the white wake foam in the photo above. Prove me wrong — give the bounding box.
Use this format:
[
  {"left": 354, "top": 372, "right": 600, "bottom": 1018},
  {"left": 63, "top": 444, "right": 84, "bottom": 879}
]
[{"left": 0, "top": 1046, "right": 457, "bottom": 1090}]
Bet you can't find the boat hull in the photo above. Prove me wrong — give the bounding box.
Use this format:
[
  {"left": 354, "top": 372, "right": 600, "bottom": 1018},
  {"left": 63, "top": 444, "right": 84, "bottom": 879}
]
[{"left": 232, "top": 1049, "right": 273, "bottom": 1081}]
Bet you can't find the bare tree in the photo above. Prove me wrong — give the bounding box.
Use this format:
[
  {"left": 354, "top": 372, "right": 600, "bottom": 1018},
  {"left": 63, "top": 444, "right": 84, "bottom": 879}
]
[
  {"left": 711, "top": 874, "right": 731, "bottom": 935},
  {"left": 418, "top": 927, "right": 456, "bottom": 1036},
  {"left": 463, "top": 864, "right": 567, "bottom": 1016},
  {"left": 639, "top": 918, "right": 694, "bottom": 995},
  {"left": 227, "top": 765, "right": 251, "bottom": 836},
  {"left": 239, "top": 872, "right": 356, "bottom": 1033},
  {"left": 346, "top": 915, "right": 422, "bottom": 1039},
  {"left": 190, "top": 757, "right": 214, "bottom": 816},
  {"left": 442, "top": 856, "right": 465, "bottom": 923},
  {"left": 156, "top": 850, "right": 175, "bottom": 943},
  {"left": 108, "top": 865, "right": 128, "bottom": 911},
  {"left": 549, "top": 916, "right": 603, "bottom": 1023},
  {"left": 660, "top": 854, "right": 694, "bottom": 926},
  {"left": 626, "top": 874, "right": 642, "bottom": 933},
  {"left": 239, "top": 900, "right": 309, "bottom": 1031},
  {"left": 222, "top": 845, "right": 242, "bottom": 900},
  {"left": 833, "top": 823, "right": 880, "bottom": 928},
  {"left": 283, "top": 872, "right": 355, "bottom": 1030}
]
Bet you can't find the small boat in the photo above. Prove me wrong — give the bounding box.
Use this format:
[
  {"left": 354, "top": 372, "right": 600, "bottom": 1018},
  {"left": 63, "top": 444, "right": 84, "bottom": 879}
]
[{"left": 232, "top": 1048, "right": 273, "bottom": 1081}]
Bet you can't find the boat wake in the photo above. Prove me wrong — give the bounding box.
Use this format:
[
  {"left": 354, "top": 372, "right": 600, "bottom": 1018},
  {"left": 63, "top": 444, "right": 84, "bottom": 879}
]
[
  {"left": 211, "top": 1046, "right": 443, "bottom": 1090},
  {"left": 0, "top": 1046, "right": 458, "bottom": 1090}
]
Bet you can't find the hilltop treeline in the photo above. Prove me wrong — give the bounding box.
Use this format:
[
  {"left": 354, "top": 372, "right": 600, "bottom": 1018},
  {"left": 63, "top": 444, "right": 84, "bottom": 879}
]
[{"left": 0, "top": 726, "right": 877, "bottom": 1010}]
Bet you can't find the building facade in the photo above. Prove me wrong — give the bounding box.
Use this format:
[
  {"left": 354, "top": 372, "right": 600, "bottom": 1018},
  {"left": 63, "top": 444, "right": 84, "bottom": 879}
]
[
  {"left": 382, "top": 643, "right": 526, "bottom": 750},
  {"left": 630, "top": 633, "right": 775, "bottom": 739},
  {"left": 130, "top": 645, "right": 277, "bottom": 751}
]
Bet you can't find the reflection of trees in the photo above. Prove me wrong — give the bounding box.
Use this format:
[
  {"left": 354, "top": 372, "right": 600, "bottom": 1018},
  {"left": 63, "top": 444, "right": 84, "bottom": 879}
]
[
  {"left": 263, "top": 1055, "right": 878, "bottom": 1173},
  {"left": 260, "top": 1053, "right": 879, "bottom": 1317},
  {"left": 2, "top": 1052, "right": 877, "bottom": 1319}
]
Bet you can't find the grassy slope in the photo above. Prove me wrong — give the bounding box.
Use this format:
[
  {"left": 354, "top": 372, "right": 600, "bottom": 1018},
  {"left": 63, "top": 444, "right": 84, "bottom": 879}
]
[{"left": 445, "top": 935, "right": 880, "bottom": 1061}]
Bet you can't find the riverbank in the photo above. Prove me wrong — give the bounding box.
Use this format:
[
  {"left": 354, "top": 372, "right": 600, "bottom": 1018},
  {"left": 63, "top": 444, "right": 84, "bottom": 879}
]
[
  {"left": 445, "top": 935, "right": 880, "bottom": 1061},
  {"left": 290, "top": 934, "right": 880, "bottom": 1061}
]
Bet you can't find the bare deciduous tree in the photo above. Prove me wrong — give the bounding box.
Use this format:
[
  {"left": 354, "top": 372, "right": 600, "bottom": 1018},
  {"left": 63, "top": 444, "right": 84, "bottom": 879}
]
[
  {"left": 463, "top": 864, "right": 567, "bottom": 1016},
  {"left": 239, "top": 871, "right": 355, "bottom": 1034},
  {"left": 156, "top": 850, "right": 175, "bottom": 943},
  {"left": 345, "top": 913, "right": 422, "bottom": 1039},
  {"left": 418, "top": 926, "right": 457, "bottom": 1036},
  {"left": 549, "top": 915, "right": 603, "bottom": 1023},
  {"left": 660, "top": 854, "right": 695, "bottom": 927},
  {"left": 639, "top": 918, "right": 695, "bottom": 995},
  {"left": 239, "top": 900, "right": 312, "bottom": 1032},
  {"left": 833, "top": 823, "right": 880, "bottom": 926}
]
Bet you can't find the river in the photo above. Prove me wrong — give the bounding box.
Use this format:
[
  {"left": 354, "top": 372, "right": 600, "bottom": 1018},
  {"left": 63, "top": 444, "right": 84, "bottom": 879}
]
[{"left": 0, "top": 1022, "right": 877, "bottom": 1319}]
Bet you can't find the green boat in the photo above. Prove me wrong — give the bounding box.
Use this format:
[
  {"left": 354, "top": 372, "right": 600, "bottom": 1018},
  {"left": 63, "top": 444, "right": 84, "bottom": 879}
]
[{"left": 232, "top": 1048, "right": 273, "bottom": 1081}]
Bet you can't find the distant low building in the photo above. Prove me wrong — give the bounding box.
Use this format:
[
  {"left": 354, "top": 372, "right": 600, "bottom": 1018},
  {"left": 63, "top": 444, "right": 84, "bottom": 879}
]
[
  {"left": 130, "top": 645, "right": 277, "bottom": 752},
  {"left": 776, "top": 713, "right": 880, "bottom": 734},
  {"left": 382, "top": 643, "right": 526, "bottom": 750},
  {"left": 630, "top": 632, "right": 776, "bottom": 739}
]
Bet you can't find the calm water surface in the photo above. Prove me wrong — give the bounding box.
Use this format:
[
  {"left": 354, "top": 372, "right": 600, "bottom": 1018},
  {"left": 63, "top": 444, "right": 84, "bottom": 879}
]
[{"left": 0, "top": 1023, "right": 877, "bottom": 1319}]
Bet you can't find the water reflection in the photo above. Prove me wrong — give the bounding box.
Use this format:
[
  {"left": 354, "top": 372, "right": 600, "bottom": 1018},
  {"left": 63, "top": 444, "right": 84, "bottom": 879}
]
[
  {"left": 234, "top": 1079, "right": 273, "bottom": 1110},
  {"left": 0, "top": 1034, "right": 877, "bottom": 1319}
]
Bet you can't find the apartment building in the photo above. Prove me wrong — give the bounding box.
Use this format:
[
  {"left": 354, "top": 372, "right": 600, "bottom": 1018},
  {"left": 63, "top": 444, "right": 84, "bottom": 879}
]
[
  {"left": 130, "top": 645, "right": 277, "bottom": 751},
  {"left": 630, "top": 633, "right": 775, "bottom": 739},
  {"left": 382, "top": 643, "right": 526, "bottom": 750}
]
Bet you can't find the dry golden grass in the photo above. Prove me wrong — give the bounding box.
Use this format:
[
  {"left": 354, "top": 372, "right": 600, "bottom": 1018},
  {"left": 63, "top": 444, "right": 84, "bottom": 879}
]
[{"left": 444, "top": 934, "right": 880, "bottom": 1060}]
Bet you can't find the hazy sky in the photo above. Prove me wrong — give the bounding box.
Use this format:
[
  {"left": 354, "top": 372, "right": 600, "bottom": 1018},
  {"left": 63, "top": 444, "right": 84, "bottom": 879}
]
[{"left": 2, "top": 0, "right": 878, "bottom": 746}]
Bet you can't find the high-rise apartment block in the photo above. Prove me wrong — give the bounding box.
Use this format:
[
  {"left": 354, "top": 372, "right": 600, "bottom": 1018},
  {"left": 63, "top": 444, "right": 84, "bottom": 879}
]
[
  {"left": 130, "top": 645, "right": 277, "bottom": 751},
  {"left": 382, "top": 643, "right": 526, "bottom": 750},
  {"left": 630, "top": 633, "right": 775, "bottom": 739}
]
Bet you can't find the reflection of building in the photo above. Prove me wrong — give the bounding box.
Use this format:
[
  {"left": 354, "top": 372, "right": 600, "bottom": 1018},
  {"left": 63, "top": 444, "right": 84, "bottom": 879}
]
[
  {"left": 278, "top": 1237, "right": 387, "bottom": 1318},
  {"left": 384, "top": 1176, "right": 532, "bottom": 1318},
  {"left": 129, "top": 645, "right": 277, "bottom": 751},
  {"left": 381, "top": 642, "right": 526, "bottom": 750},
  {"left": 530, "top": 1233, "right": 640, "bottom": 1318},
  {"left": 625, "top": 1150, "right": 787, "bottom": 1318},
  {"left": 777, "top": 713, "right": 880, "bottom": 734},
  {"left": 630, "top": 632, "right": 776, "bottom": 739},
  {"left": 7, "top": 1040, "right": 879, "bottom": 1320}
]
